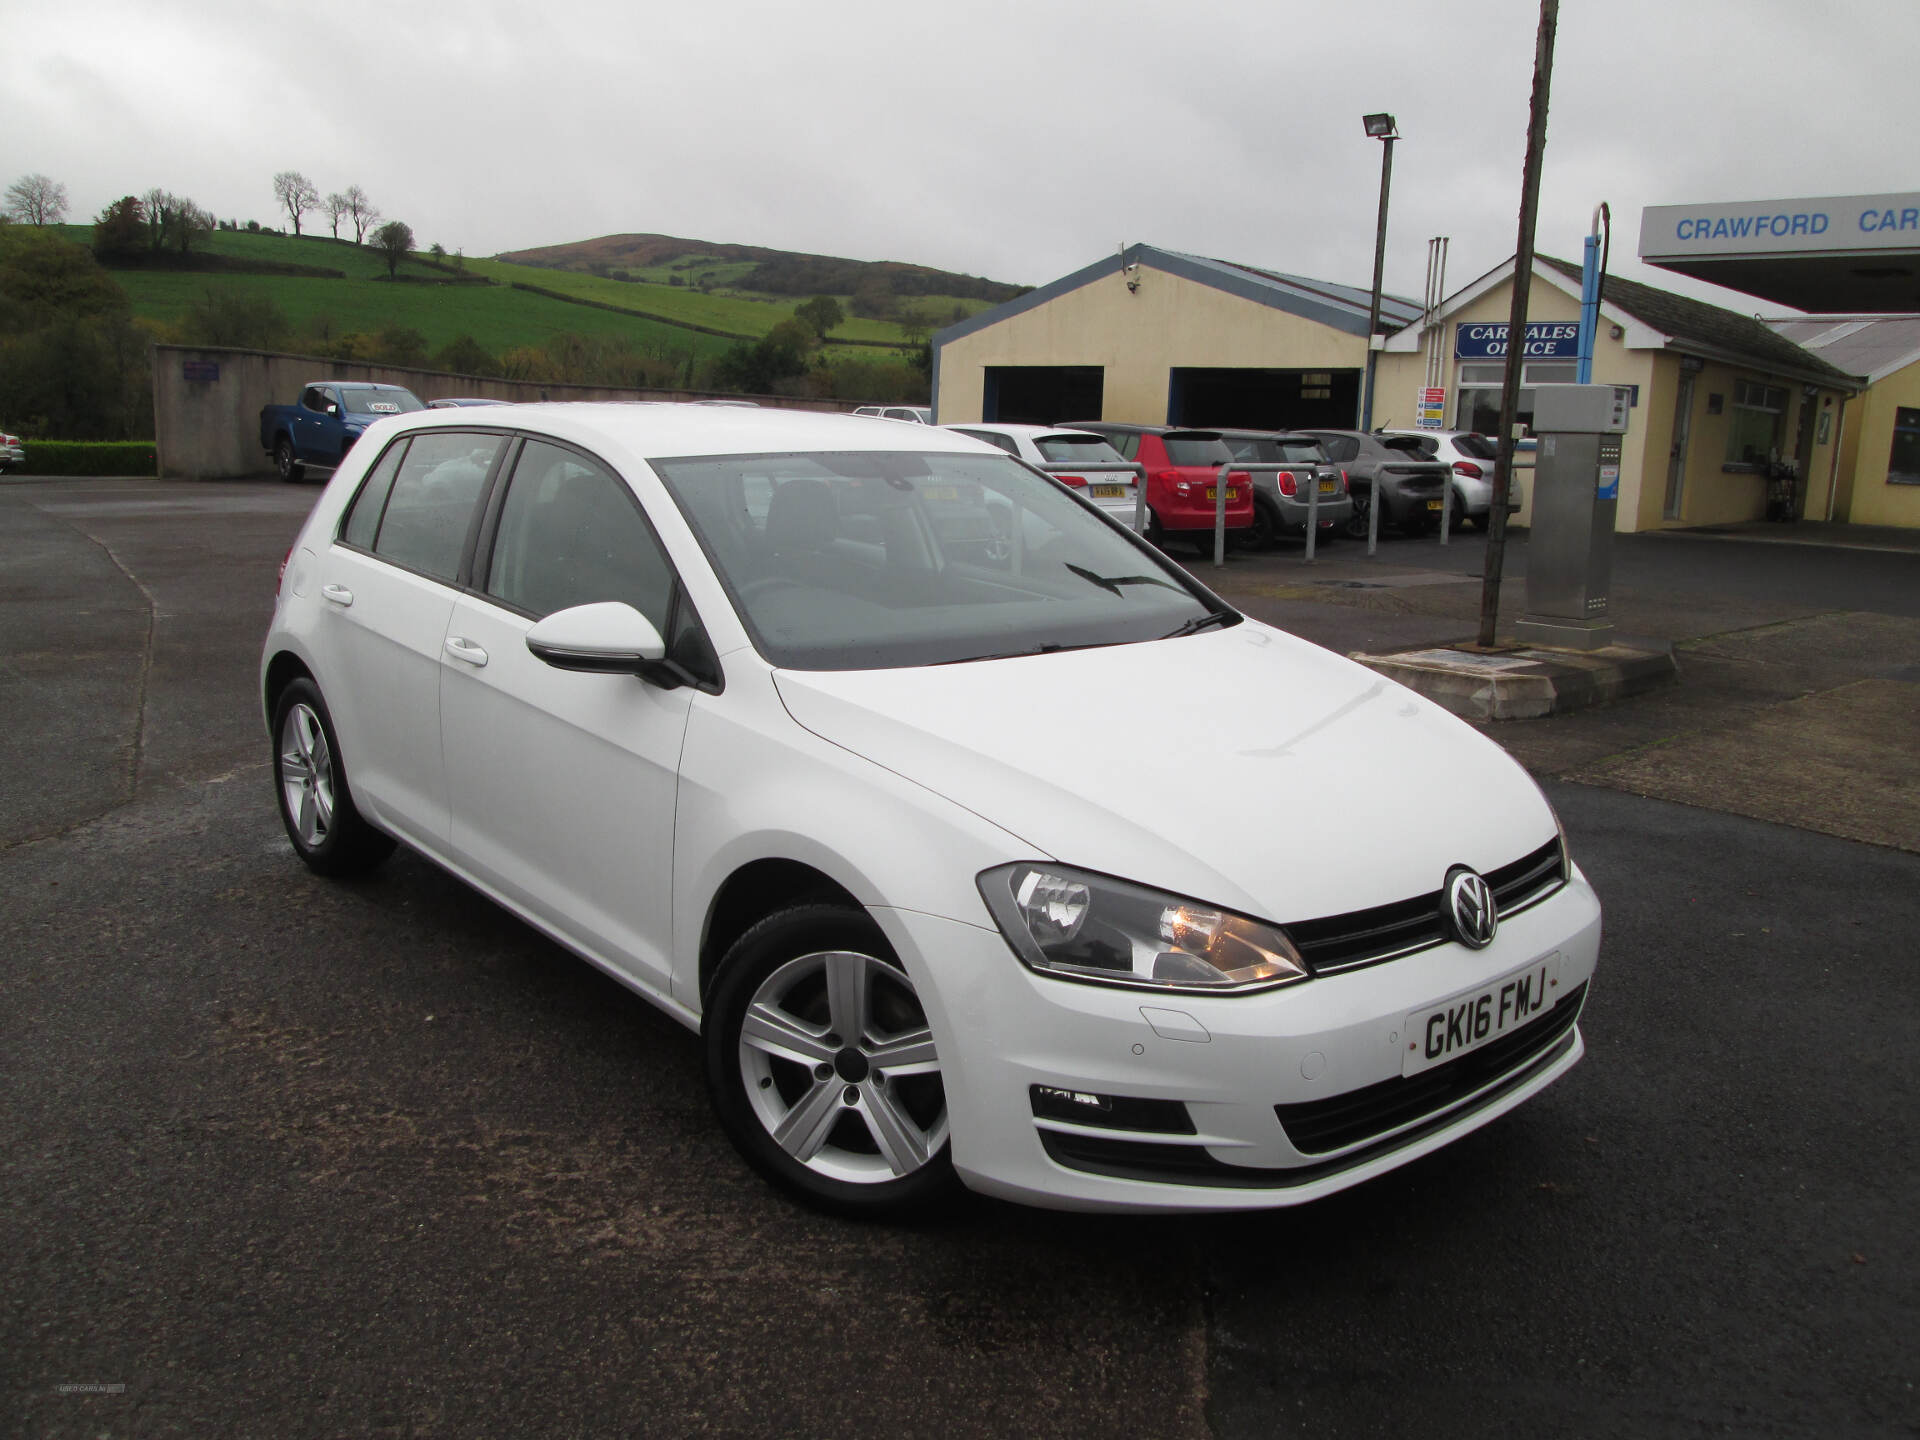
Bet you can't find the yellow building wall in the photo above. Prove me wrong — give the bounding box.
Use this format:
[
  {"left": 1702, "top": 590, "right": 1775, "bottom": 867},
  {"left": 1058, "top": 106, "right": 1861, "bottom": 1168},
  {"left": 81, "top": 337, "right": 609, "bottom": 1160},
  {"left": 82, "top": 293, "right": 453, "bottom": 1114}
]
[
  {"left": 934, "top": 263, "right": 1369, "bottom": 424},
  {"left": 1839, "top": 359, "right": 1920, "bottom": 527},
  {"left": 1654, "top": 363, "right": 1848, "bottom": 527}
]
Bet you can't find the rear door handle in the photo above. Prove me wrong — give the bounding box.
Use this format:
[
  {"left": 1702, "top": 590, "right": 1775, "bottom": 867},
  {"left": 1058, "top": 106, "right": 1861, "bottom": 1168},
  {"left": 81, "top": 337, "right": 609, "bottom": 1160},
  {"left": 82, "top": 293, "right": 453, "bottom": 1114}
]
[
  {"left": 320, "top": 583, "right": 354, "bottom": 606},
  {"left": 444, "top": 636, "right": 489, "bottom": 667}
]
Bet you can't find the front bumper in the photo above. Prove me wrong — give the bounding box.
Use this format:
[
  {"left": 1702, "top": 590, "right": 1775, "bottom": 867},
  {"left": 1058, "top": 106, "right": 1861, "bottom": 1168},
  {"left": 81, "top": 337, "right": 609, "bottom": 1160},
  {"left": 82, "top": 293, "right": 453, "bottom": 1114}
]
[{"left": 871, "top": 874, "right": 1600, "bottom": 1212}]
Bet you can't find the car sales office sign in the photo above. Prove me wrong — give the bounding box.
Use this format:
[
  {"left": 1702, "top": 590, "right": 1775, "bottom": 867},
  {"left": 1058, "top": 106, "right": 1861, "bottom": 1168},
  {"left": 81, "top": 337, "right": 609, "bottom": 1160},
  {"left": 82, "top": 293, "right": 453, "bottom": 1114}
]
[{"left": 1454, "top": 322, "right": 1580, "bottom": 359}]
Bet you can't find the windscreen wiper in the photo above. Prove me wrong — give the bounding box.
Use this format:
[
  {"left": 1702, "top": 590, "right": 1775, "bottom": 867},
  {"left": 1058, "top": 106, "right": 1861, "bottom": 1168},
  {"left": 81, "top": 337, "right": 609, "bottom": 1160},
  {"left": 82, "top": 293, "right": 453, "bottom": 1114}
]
[
  {"left": 1064, "top": 563, "right": 1184, "bottom": 597},
  {"left": 1160, "top": 609, "right": 1236, "bottom": 639}
]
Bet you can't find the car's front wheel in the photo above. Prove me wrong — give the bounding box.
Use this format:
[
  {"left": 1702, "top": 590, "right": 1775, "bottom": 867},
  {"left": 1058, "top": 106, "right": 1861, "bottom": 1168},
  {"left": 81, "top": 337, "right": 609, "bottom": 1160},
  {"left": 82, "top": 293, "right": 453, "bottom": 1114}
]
[
  {"left": 271, "top": 678, "right": 395, "bottom": 875},
  {"left": 705, "top": 904, "right": 957, "bottom": 1218}
]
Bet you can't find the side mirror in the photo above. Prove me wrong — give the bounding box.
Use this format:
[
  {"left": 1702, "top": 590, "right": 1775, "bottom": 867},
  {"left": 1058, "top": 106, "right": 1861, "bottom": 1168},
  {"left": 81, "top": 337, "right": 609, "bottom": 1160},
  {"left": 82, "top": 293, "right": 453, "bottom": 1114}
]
[
  {"left": 526, "top": 602, "right": 680, "bottom": 685},
  {"left": 326, "top": 403, "right": 340, "bottom": 417}
]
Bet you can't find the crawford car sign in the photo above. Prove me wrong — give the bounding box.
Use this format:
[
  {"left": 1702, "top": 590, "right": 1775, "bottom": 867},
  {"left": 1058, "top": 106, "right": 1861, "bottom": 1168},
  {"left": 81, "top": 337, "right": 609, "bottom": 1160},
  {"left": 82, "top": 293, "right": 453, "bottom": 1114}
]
[
  {"left": 1641, "top": 191, "right": 1920, "bottom": 259},
  {"left": 1455, "top": 322, "right": 1580, "bottom": 360}
]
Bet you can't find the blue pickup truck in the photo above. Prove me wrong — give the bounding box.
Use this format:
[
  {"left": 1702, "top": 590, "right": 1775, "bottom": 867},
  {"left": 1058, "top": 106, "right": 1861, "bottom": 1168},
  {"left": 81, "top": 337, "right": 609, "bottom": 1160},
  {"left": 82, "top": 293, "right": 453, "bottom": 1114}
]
[{"left": 261, "top": 382, "right": 425, "bottom": 482}]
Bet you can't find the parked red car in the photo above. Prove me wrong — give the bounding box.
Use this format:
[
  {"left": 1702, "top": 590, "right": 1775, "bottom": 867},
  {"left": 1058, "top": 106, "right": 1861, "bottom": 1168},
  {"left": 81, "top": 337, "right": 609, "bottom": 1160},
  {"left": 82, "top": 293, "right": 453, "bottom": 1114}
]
[{"left": 1060, "top": 423, "right": 1252, "bottom": 552}]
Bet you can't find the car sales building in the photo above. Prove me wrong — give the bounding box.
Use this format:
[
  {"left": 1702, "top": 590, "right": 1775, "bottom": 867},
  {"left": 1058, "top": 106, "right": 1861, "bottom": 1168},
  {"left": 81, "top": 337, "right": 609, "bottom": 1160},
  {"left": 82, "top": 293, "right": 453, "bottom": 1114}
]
[
  {"left": 1372, "top": 255, "right": 1860, "bottom": 532},
  {"left": 930, "top": 243, "right": 1424, "bottom": 437}
]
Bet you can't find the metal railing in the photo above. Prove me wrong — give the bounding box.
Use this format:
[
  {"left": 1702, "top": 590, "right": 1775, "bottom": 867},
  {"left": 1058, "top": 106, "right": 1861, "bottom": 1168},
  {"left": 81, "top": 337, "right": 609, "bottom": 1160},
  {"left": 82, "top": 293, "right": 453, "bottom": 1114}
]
[
  {"left": 1207, "top": 463, "right": 1334, "bottom": 566},
  {"left": 1034, "top": 460, "right": 1151, "bottom": 533}
]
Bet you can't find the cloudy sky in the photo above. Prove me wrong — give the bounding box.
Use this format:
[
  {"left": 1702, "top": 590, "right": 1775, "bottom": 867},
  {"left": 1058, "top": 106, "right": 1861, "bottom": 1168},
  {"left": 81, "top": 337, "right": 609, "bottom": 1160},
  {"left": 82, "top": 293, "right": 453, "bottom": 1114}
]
[{"left": 7, "top": 0, "right": 1917, "bottom": 312}]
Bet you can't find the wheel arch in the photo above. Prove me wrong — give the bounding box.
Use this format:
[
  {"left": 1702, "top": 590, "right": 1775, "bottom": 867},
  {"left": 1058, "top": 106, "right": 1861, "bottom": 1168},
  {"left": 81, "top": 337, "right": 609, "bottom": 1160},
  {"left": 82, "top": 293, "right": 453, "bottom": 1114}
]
[
  {"left": 262, "top": 650, "right": 314, "bottom": 729},
  {"left": 698, "top": 858, "right": 864, "bottom": 1007}
]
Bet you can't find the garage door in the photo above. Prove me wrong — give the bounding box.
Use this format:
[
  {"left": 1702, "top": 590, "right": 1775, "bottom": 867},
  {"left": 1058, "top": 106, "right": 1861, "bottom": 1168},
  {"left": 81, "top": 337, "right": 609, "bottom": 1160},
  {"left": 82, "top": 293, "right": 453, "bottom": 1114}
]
[
  {"left": 983, "top": 367, "right": 1105, "bottom": 425},
  {"left": 1168, "top": 369, "right": 1360, "bottom": 430}
]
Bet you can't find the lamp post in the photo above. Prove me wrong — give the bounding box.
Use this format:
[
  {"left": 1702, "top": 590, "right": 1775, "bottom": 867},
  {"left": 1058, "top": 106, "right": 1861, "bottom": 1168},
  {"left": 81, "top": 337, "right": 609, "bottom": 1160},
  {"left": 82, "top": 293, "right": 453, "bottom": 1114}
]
[{"left": 1360, "top": 112, "right": 1397, "bottom": 556}]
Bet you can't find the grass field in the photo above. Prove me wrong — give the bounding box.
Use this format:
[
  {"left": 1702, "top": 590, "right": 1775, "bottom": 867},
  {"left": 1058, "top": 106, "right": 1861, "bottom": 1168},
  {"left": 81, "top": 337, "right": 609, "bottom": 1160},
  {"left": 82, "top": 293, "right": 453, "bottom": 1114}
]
[{"left": 58, "top": 226, "right": 987, "bottom": 360}]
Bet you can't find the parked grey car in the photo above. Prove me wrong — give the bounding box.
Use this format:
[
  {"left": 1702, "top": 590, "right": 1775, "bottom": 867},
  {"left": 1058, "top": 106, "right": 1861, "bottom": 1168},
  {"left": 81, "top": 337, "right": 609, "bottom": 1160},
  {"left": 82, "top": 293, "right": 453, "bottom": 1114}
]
[
  {"left": 1212, "top": 428, "right": 1352, "bottom": 549},
  {"left": 1300, "top": 431, "right": 1451, "bottom": 539}
]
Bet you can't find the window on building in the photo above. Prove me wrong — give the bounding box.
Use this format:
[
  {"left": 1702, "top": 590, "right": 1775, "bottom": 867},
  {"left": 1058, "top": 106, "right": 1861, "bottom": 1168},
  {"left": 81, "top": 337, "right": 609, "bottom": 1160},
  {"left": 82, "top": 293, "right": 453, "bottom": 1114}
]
[
  {"left": 1725, "top": 380, "right": 1787, "bottom": 467},
  {"left": 1455, "top": 361, "right": 1579, "bottom": 436},
  {"left": 1889, "top": 407, "right": 1920, "bottom": 486}
]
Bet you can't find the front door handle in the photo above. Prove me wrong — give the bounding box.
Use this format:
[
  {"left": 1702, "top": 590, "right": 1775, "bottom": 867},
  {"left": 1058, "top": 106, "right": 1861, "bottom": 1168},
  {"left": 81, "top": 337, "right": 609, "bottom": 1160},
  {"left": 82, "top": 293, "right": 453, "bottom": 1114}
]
[
  {"left": 444, "top": 636, "right": 489, "bottom": 667},
  {"left": 320, "top": 583, "right": 354, "bottom": 606}
]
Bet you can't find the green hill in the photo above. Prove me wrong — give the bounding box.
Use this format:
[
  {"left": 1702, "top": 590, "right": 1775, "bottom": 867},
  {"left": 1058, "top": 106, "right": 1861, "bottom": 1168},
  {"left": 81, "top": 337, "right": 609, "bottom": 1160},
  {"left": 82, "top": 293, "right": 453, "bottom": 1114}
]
[{"left": 70, "top": 225, "right": 1012, "bottom": 361}]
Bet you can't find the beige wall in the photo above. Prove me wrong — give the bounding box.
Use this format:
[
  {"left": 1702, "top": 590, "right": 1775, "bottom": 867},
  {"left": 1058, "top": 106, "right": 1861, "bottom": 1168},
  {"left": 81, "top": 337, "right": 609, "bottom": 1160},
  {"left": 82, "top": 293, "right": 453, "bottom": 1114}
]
[
  {"left": 934, "top": 264, "right": 1369, "bottom": 424},
  {"left": 151, "top": 344, "right": 855, "bottom": 480},
  {"left": 1836, "top": 359, "right": 1920, "bottom": 527}
]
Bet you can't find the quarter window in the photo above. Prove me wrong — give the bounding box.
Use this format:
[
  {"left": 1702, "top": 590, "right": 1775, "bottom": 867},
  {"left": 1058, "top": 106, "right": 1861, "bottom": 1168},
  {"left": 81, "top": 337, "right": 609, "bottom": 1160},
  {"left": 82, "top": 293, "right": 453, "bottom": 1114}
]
[
  {"left": 370, "top": 432, "right": 502, "bottom": 581},
  {"left": 484, "top": 440, "right": 674, "bottom": 626},
  {"left": 1725, "top": 380, "right": 1788, "bottom": 466}
]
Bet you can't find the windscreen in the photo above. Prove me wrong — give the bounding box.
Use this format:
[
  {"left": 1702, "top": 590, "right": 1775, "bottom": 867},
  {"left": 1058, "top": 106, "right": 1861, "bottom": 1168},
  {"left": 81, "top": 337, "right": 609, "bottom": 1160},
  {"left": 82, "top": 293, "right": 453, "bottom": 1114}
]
[
  {"left": 1035, "top": 434, "right": 1126, "bottom": 465},
  {"left": 341, "top": 388, "right": 425, "bottom": 416},
  {"left": 1453, "top": 433, "right": 1500, "bottom": 460},
  {"left": 652, "top": 450, "right": 1226, "bottom": 670},
  {"left": 1382, "top": 435, "right": 1434, "bottom": 457}
]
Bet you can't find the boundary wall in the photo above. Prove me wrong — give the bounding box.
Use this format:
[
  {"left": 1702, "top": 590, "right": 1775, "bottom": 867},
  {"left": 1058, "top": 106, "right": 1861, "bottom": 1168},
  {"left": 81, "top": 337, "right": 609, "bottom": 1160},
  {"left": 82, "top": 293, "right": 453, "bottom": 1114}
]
[{"left": 151, "top": 345, "right": 857, "bottom": 479}]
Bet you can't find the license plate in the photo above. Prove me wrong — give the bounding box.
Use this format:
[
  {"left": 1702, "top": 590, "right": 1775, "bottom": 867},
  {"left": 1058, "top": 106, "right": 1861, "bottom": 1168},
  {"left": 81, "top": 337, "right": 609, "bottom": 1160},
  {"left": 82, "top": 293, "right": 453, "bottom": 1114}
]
[
  {"left": 1426, "top": 498, "right": 1444, "bottom": 511},
  {"left": 923, "top": 485, "right": 960, "bottom": 500},
  {"left": 1205, "top": 487, "right": 1219, "bottom": 500},
  {"left": 1403, "top": 953, "right": 1562, "bottom": 1076},
  {"left": 1090, "top": 484, "right": 1128, "bottom": 499},
  {"left": 1318, "top": 478, "right": 1337, "bottom": 494}
]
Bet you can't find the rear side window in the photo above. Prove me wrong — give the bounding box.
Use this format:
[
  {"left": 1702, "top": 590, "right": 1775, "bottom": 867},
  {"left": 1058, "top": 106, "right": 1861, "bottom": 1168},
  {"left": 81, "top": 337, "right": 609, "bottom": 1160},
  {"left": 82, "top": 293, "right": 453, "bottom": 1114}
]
[
  {"left": 371, "top": 432, "right": 503, "bottom": 581},
  {"left": 1273, "top": 438, "right": 1328, "bottom": 463},
  {"left": 1163, "top": 436, "right": 1234, "bottom": 466},
  {"left": 1035, "top": 434, "right": 1125, "bottom": 464},
  {"left": 955, "top": 429, "right": 1020, "bottom": 456},
  {"left": 1104, "top": 431, "right": 1141, "bottom": 460},
  {"left": 484, "top": 440, "right": 674, "bottom": 627},
  {"left": 1317, "top": 435, "right": 1359, "bottom": 462},
  {"left": 1381, "top": 435, "right": 1431, "bottom": 457},
  {"left": 1224, "top": 437, "right": 1279, "bottom": 462},
  {"left": 340, "top": 439, "right": 407, "bottom": 549}
]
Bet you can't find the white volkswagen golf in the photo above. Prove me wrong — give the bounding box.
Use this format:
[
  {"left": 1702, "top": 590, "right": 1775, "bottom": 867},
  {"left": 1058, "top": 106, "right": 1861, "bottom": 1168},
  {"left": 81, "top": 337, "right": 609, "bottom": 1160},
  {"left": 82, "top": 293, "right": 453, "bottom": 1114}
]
[{"left": 262, "top": 404, "right": 1601, "bottom": 1216}]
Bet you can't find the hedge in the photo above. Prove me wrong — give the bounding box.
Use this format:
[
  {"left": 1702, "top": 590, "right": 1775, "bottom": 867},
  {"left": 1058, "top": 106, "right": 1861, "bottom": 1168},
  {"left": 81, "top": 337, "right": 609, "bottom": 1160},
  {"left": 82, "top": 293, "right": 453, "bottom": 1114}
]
[{"left": 11, "top": 442, "right": 158, "bottom": 477}]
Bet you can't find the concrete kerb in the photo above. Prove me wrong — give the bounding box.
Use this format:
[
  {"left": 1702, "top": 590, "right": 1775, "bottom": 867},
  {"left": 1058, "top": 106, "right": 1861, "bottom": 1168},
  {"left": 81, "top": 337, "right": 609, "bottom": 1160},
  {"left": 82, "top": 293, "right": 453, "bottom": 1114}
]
[{"left": 1350, "top": 639, "right": 1679, "bottom": 721}]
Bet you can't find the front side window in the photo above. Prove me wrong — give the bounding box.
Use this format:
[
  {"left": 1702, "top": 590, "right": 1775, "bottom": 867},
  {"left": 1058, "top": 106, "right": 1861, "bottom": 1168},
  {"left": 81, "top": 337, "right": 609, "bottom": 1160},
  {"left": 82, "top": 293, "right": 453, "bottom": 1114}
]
[
  {"left": 370, "top": 432, "right": 503, "bottom": 581},
  {"left": 485, "top": 440, "right": 675, "bottom": 627},
  {"left": 1726, "top": 380, "right": 1787, "bottom": 466},
  {"left": 654, "top": 450, "right": 1222, "bottom": 670}
]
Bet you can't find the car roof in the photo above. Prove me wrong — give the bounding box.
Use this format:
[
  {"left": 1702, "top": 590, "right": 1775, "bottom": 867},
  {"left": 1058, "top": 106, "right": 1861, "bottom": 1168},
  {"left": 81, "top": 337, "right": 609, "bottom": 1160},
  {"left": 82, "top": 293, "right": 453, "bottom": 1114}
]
[
  {"left": 382, "top": 401, "right": 997, "bottom": 462},
  {"left": 945, "top": 422, "right": 1106, "bottom": 439}
]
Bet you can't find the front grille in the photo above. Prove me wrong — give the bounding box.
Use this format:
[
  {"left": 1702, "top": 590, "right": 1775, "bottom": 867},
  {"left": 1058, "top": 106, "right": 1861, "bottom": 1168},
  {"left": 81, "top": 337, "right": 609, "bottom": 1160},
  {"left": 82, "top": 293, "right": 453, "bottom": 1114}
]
[
  {"left": 1039, "top": 999, "right": 1583, "bottom": 1190},
  {"left": 1288, "top": 837, "right": 1566, "bottom": 975},
  {"left": 1275, "top": 982, "right": 1587, "bottom": 1155}
]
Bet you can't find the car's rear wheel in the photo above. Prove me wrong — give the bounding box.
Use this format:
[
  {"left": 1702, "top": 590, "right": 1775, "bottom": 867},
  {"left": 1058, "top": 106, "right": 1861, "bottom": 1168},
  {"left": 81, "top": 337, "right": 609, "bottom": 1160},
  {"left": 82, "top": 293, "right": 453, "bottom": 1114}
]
[
  {"left": 272, "top": 678, "right": 395, "bottom": 875},
  {"left": 275, "top": 438, "right": 304, "bottom": 484},
  {"left": 1344, "top": 490, "right": 1373, "bottom": 540},
  {"left": 705, "top": 904, "right": 957, "bottom": 1218}
]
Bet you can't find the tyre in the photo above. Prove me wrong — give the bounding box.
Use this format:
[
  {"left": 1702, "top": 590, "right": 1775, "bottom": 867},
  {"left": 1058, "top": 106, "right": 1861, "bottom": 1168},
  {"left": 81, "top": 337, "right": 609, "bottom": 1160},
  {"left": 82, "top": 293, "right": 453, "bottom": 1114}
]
[
  {"left": 275, "top": 438, "right": 305, "bottom": 484},
  {"left": 1244, "top": 497, "right": 1281, "bottom": 551},
  {"left": 1343, "top": 490, "right": 1373, "bottom": 541},
  {"left": 705, "top": 904, "right": 957, "bottom": 1218},
  {"left": 272, "top": 678, "right": 395, "bottom": 876}
]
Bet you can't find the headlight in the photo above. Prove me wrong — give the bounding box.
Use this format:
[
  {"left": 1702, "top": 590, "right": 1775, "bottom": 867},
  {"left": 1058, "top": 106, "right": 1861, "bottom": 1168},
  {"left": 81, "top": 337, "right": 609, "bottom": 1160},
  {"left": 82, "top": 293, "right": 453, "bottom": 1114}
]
[{"left": 978, "top": 863, "right": 1308, "bottom": 994}]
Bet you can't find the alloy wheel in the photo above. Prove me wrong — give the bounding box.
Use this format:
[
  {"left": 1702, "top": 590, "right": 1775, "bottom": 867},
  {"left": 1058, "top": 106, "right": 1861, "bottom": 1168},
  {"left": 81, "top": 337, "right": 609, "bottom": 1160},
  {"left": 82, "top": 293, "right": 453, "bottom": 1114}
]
[{"left": 278, "top": 702, "right": 336, "bottom": 848}]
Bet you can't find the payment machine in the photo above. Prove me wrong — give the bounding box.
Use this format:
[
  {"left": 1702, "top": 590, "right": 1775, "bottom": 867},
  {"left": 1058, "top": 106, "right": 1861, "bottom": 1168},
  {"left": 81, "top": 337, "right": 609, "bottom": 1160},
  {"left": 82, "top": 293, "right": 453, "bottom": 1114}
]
[{"left": 1514, "top": 383, "right": 1633, "bottom": 651}]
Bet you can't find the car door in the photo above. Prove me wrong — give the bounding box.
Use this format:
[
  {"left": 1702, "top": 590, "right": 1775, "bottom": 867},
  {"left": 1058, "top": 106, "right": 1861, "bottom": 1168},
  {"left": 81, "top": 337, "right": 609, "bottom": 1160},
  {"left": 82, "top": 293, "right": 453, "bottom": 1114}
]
[
  {"left": 439, "top": 437, "right": 696, "bottom": 993},
  {"left": 295, "top": 387, "right": 336, "bottom": 464},
  {"left": 314, "top": 429, "right": 505, "bottom": 853}
]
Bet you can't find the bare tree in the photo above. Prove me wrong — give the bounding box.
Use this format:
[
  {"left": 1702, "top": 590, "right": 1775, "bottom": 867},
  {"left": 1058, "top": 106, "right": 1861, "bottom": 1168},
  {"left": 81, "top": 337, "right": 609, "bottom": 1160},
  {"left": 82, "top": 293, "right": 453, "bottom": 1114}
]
[
  {"left": 272, "top": 170, "right": 319, "bottom": 236},
  {"left": 372, "top": 219, "right": 414, "bottom": 278},
  {"left": 172, "top": 198, "right": 215, "bottom": 253},
  {"left": 343, "top": 185, "right": 380, "bottom": 245},
  {"left": 6, "top": 173, "right": 70, "bottom": 225},
  {"left": 141, "top": 188, "right": 176, "bottom": 251},
  {"left": 323, "top": 192, "right": 348, "bottom": 239}
]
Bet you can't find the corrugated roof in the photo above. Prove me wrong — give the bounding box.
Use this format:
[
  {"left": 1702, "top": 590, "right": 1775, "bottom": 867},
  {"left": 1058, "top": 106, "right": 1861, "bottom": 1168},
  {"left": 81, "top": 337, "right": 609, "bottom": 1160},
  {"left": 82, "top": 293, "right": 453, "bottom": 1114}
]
[
  {"left": 1763, "top": 315, "right": 1920, "bottom": 384},
  {"left": 1162, "top": 250, "right": 1426, "bottom": 329},
  {"left": 1537, "top": 255, "right": 1859, "bottom": 385}
]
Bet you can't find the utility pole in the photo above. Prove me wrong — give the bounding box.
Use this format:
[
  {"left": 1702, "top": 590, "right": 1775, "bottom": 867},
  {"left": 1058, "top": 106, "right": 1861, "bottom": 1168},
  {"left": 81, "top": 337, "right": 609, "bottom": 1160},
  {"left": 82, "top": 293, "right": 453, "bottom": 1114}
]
[{"left": 1478, "top": 0, "right": 1559, "bottom": 648}]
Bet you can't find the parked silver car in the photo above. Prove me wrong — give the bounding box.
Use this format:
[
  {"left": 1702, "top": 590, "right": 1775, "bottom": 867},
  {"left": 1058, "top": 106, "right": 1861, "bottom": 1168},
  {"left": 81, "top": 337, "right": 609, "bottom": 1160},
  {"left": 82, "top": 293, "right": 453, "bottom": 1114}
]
[
  {"left": 1379, "top": 430, "right": 1525, "bottom": 529},
  {"left": 0, "top": 428, "right": 25, "bottom": 472}
]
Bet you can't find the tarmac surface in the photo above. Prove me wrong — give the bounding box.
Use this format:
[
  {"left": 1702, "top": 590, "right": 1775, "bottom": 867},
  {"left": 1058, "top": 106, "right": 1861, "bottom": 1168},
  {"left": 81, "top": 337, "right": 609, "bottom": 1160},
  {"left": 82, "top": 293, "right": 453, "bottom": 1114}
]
[{"left": 3, "top": 477, "right": 1916, "bottom": 1438}]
